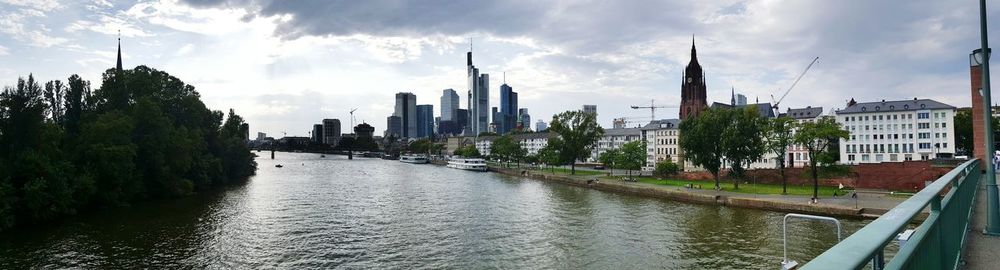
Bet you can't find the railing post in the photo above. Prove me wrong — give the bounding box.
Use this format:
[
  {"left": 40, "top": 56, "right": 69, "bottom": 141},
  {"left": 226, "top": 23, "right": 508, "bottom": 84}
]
[{"left": 872, "top": 249, "right": 885, "bottom": 270}]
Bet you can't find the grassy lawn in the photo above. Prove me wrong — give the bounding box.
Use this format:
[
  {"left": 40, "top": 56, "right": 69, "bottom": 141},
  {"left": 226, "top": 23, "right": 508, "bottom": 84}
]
[
  {"left": 609, "top": 176, "right": 851, "bottom": 197},
  {"left": 527, "top": 167, "right": 606, "bottom": 176}
]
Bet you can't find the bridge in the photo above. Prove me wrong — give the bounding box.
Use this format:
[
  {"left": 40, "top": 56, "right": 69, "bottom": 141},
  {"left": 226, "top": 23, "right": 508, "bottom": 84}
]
[{"left": 796, "top": 159, "right": 1000, "bottom": 269}]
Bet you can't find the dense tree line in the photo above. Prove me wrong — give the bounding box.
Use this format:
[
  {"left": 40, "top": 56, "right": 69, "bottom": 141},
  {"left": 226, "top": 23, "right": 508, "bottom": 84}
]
[{"left": 0, "top": 66, "right": 257, "bottom": 231}]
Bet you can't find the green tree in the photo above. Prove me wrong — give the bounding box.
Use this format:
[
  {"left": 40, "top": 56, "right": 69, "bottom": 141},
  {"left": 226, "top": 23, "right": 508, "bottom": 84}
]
[
  {"left": 454, "top": 145, "right": 481, "bottom": 158},
  {"left": 538, "top": 138, "right": 563, "bottom": 173},
  {"left": 793, "top": 117, "right": 849, "bottom": 200},
  {"left": 549, "top": 110, "right": 605, "bottom": 175},
  {"left": 598, "top": 148, "right": 621, "bottom": 175},
  {"left": 722, "top": 107, "right": 767, "bottom": 190},
  {"left": 654, "top": 160, "right": 680, "bottom": 179},
  {"left": 766, "top": 116, "right": 797, "bottom": 194},
  {"left": 615, "top": 140, "right": 646, "bottom": 178},
  {"left": 63, "top": 74, "right": 89, "bottom": 135},
  {"left": 679, "top": 107, "right": 729, "bottom": 189}
]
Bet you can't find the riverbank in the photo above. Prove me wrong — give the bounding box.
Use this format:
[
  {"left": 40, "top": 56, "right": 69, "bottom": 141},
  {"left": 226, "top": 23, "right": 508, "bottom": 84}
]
[{"left": 487, "top": 166, "right": 915, "bottom": 220}]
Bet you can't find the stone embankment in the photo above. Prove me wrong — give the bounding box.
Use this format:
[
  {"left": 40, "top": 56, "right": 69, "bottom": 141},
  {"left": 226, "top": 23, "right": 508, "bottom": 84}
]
[{"left": 489, "top": 166, "right": 912, "bottom": 220}]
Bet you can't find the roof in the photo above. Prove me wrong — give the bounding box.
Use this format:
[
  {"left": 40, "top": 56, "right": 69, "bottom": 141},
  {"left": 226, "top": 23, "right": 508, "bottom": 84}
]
[
  {"left": 835, "top": 99, "right": 956, "bottom": 115},
  {"left": 710, "top": 102, "right": 776, "bottom": 118},
  {"left": 474, "top": 132, "right": 555, "bottom": 142},
  {"left": 786, "top": 106, "right": 824, "bottom": 119},
  {"left": 603, "top": 127, "right": 642, "bottom": 136},
  {"left": 641, "top": 119, "right": 681, "bottom": 130}
]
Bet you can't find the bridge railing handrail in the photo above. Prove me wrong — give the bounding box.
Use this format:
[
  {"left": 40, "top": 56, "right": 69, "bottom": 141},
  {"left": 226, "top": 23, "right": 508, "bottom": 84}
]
[{"left": 801, "top": 159, "right": 981, "bottom": 270}]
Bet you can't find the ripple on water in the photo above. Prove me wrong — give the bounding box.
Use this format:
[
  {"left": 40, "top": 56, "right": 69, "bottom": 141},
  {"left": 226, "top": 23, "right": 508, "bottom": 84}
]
[{"left": 0, "top": 153, "right": 875, "bottom": 269}]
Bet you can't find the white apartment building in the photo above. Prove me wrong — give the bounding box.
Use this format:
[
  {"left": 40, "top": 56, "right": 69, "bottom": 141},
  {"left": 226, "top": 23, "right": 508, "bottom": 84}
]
[
  {"left": 473, "top": 132, "right": 554, "bottom": 158},
  {"left": 783, "top": 106, "right": 824, "bottom": 168},
  {"left": 835, "top": 98, "right": 956, "bottom": 164},
  {"left": 589, "top": 128, "right": 643, "bottom": 162},
  {"left": 641, "top": 119, "right": 681, "bottom": 171}
]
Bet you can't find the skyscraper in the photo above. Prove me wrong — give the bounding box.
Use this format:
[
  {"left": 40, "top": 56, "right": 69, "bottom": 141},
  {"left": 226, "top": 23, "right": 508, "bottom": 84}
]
[
  {"left": 583, "top": 105, "right": 597, "bottom": 116},
  {"left": 312, "top": 124, "right": 324, "bottom": 143},
  {"left": 322, "top": 119, "right": 341, "bottom": 146},
  {"left": 440, "top": 89, "right": 459, "bottom": 121},
  {"left": 536, "top": 120, "right": 548, "bottom": 132},
  {"left": 394, "top": 92, "right": 417, "bottom": 138},
  {"left": 467, "top": 51, "right": 489, "bottom": 136},
  {"left": 518, "top": 108, "right": 530, "bottom": 131},
  {"left": 386, "top": 116, "right": 401, "bottom": 138},
  {"left": 416, "top": 104, "right": 434, "bottom": 138},
  {"left": 499, "top": 83, "right": 518, "bottom": 134}
]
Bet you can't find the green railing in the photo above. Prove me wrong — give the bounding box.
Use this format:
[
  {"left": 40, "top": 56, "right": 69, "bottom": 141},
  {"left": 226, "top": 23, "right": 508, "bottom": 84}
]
[{"left": 802, "top": 159, "right": 981, "bottom": 270}]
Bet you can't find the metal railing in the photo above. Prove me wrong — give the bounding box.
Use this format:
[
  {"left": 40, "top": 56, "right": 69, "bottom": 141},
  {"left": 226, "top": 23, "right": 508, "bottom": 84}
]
[
  {"left": 783, "top": 214, "right": 843, "bottom": 270},
  {"left": 801, "top": 159, "right": 981, "bottom": 270}
]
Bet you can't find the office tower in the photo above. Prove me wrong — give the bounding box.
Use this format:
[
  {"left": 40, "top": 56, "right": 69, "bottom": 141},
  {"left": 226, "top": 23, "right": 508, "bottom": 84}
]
[
  {"left": 456, "top": 108, "right": 469, "bottom": 135},
  {"left": 583, "top": 105, "right": 597, "bottom": 116},
  {"left": 386, "top": 116, "right": 401, "bottom": 138},
  {"left": 467, "top": 51, "right": 489, "bottom": 135},
  {"left": 440, "top": 89, "right": 459, "bottom": 121},
  {"left": 518, "top": 108, "right": 531, "bottom": 131},
  {"left": 312, "top": 124, "right": 324, "bottom": 143},
  {"left": 354, "top": 122, "right": 375, "bottom": 139},
  {"left": 536, "top": 120, "right": 548, "bottom": 131},
  {"left": 416, "top": 104, "right": 434, "bottom": 138},
  {"left": 499, "top": 83, "right": 518, "bottom": 133},
  {"left": 322, "top": 119, "right": 341, "bottom": 146},
  {"left": 394, "top": 92, "right": 417, "bottom": 138}
]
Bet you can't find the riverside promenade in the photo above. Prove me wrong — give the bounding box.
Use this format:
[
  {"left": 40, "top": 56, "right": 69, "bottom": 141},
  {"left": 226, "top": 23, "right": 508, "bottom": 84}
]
[
  {"left": 961, "top": 174, "right": 1000, "bottom": 269},
  {"left": 489, "top": 166, "right": 911, "bottom": 220}
]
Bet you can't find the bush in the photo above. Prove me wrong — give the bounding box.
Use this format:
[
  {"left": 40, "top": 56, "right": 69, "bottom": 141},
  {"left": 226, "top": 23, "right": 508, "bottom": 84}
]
[{"left": 654, "top": 160, "right": 680, "bottom": 179}]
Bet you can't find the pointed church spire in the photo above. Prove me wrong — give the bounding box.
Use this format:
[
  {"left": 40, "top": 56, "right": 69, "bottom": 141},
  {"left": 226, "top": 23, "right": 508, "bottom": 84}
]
[
  {"left": 116, "top": 30, "right": 123, "bottom": 72},
  {"left": 690, "top": 34, "right": 697, "bottom": 62}
]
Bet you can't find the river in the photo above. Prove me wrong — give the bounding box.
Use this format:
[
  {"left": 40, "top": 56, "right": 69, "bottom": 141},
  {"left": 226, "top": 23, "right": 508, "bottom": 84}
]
[{"left": 0, "top": 152, "right": 873, "bottom": 269}]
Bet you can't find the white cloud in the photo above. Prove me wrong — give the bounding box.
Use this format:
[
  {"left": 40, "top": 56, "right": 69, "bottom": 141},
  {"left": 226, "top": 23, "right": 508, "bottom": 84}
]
[
  {"left": 66, "top": 16, "right": 153, "bottom": 37},
  {"left": 0, "top": 45, "right": 8, "bottom": 56},
  {"left": 0, "top": 0, "right": 60, "bottom": 12}
]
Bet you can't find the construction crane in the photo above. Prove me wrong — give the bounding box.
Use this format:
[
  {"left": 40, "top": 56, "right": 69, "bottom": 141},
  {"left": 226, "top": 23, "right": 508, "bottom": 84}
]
[
  {"left": 349, "top": 108, "right": 358, "bottom": 128},
  {"left": 771, "top": 57, "right": 819, "bottom": 115},
  {"left": 630, "top": 99, "right": 679, "bottom": 120}
]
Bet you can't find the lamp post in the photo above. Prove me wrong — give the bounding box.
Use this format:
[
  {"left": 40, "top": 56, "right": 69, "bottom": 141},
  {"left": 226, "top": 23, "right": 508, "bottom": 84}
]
[{"left": 977, "top": 0, "right": 1000, "bottom": 235}]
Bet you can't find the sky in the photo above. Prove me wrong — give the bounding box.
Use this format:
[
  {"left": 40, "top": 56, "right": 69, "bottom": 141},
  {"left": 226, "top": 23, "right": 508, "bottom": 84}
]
[{"left": 2, "top": 0, "right": 1000, "bottom": 137}]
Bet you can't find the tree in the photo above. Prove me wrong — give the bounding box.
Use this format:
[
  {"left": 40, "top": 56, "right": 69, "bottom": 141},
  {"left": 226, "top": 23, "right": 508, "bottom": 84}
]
[
  {"left": 549, "top": 110, "right": 605, "bottom": 175},
  {"left": 538, "top": 138, "right": 563, "bottom": 173},
  {"left": 454, "top": 145, "right": 481, "bottom": 158},
  {"left": 766, "top": 116, "right": 797, "bottom": 194},
  {"left": 616, "top": 140, "right": 646, "bottom": 178},
  {"left": 490, "top": 135, "right": 523, "bottom": 167},
  {"left": 679, "top": 107, "right": 729, "bottom": 189},
  {"left": 63, "top": 75, "right": 89, "bottom": 135},
  {"left": 598, "top": 148, "right": 620, "bottom": 175},
  {"left": 654, "top": 160, "right": 680, "bottom": 179},
  {"left": 722, "top": 107, "right": 767, "bottom": 190},
  {"left": 793, "top": 117, "right": 849, "bottom": 200}
]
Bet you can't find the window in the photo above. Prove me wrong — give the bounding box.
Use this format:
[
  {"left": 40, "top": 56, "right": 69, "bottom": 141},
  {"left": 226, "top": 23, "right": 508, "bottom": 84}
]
[
  {"left": 918, "top": 123, "right": 930, "bottom": 129},
  {"left": 848, "top": 155, "right": 855, "bottom": 161},
  {"left": 918, "top": 133, "right": 931, "bottom": 139},
  {"left": 918, "top": 112, "right": 930, "bottom": 119},
  {"left": 919, "top": 143, "right": 931, "bottom": 149},
  {"left": 942, "top": 123, "right": 947, "bottom": 128},
  {"left": 943, "top": 143, "right": 948, "bottom": 148},
  {"left": 934, "top": 123, "right": 939, "bottom": 128}
]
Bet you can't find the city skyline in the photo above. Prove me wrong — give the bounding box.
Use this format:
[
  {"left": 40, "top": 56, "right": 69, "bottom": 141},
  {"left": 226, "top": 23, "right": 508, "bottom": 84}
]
[{"left": 2, "top": 0, "right": 1000, "bottom": 136}]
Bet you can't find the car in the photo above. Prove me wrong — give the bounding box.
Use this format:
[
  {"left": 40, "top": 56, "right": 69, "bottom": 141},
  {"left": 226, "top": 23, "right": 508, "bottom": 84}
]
[{"left": 593, "top": 165, "right": 605, "bottom": 170}]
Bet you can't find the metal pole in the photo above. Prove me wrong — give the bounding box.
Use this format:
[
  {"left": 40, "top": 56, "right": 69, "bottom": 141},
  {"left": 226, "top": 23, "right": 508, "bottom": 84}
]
[{"left": 980, "top": 0, "right": 1000, "bottom": 235}]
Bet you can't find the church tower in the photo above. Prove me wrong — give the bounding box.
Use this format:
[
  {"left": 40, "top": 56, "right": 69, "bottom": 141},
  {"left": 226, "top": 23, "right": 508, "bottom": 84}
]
[
  {"left": 679, "top": 38, "right": 707, "bottom": 120},
  {"left": 116, "top": 31, "right": 123, "bottom": 73}
]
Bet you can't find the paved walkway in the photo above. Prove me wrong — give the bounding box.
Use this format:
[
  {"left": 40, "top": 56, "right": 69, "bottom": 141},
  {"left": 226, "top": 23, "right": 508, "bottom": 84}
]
[{"left": 962, "top": 175, "right": 1000, "bottom": 269}]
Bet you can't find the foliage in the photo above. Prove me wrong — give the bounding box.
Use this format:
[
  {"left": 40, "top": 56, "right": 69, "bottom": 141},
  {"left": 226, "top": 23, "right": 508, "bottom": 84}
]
[
  {"left": 793, "top": 117, "right": 849, "bottom": 199},
  {"left": 454, "top": 145, "right": 481, "bottom": 158},
  {"left": 765, "top": 116, "right": 797, "bottom": 194},
  {"left": 408, "top": 138, "right": 433, "bottom": 154},
  {"left": 615, "top": 140, "right": 646, "bottom": 177},
  {"left": 489, "top": 135, "right": 526, "bottom": 167},
  {"left": 538, "top": 138, "right": 563, "bottom": 172},
  {"left": 953, "top": 109, "right": 998, "bottom": 157},
  {"left": 679, "top": 107, "right": 729, "bottom": 189},
  {"left": 654, "top": 160, "right": 680, "bottom": 179},
  {"left": 597, "top": 148, "right": 620, "bottom": 174},
  {"left": 549, "top": 110, "right": 604, "bottom": 175},
  {"left": 722, "top": 107, "right": 767, "bottom": 189},
  {"left": 0, "top": 67, "right": 257, "bottom": 231}
]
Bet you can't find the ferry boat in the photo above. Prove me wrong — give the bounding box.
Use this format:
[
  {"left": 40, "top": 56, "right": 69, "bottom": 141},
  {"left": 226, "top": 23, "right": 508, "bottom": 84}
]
[
  {"left": 447, "top": 157, "right": 487, "bottom": 172},
  {"left": 399, "top": 154, "right": 429, "bottom": 164}
]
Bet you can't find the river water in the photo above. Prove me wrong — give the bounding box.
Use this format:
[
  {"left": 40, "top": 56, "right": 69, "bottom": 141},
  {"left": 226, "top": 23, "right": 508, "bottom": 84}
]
[{"left": 0, "top": 152, "right": 873, "bottom": 269}]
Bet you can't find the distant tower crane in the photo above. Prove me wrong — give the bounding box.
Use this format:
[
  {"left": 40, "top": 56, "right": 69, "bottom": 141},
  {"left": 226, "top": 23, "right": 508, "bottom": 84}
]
[
  {"left": 349, "top": 108, "right": 358, "bottom": 129},
  {"left": 771, "top": 57, "right": 819, "bottom": 115},
  {"left": 630, "top": 99, "right": 679, "bottom": 120}
]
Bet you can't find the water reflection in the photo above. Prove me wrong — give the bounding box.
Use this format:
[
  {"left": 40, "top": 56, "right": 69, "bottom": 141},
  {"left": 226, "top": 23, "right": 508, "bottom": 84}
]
[{"left": 0, "top": 152, "right": 871, "bottom": 269}]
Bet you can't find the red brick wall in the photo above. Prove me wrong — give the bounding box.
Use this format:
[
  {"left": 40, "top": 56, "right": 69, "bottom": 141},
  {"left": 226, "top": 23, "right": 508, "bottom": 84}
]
[
  {"left": 674, "top": 160, "right": 955, "bottom": 192},
  {"left": 972, "top": 65, "right": 986, "bottom": 161}
]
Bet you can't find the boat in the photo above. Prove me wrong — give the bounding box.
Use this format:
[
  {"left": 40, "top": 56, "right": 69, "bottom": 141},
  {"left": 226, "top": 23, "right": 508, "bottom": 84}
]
[
  {"left": 400, "top": 154, "right": 429, "bottom": 164},
  {"left": 275, "top": 164, "right": 283, "bottom": 168},
  {"left": 320, "top": 154, "right": 326, "bottom": 158},
  {"left": 447, "top": 157, "right": 487, "bottom": 172}
]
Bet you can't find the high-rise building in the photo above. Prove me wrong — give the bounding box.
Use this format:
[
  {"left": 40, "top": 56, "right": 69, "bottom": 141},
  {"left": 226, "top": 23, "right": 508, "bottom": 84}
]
[
  {"left": 386, "top": 116, "right": 401, "bottom": 138},
  {"left": 354, "top": 122, "right": 375, "bottom": 139},
  {"left": 583, "top": 105, "right": 597, "bottom": 116},
  {"left": 394, "top": 92, "right": 417, "bottom": 138},
  {"left": 467, "top": 51, "right": 489, "bottom": 135},
  {"left": 322, "top": 119, "right": 341, "bottom": 146},
  {"left": 518, "top": 108, "right": 530, "bottom": 131},
  {"left": 312, "top": 124, "right": 324, "bottom": 143},
  {"left": 440, "top": 89, "right": 459, "bottom": 121},
  {"left": 257, "top": 132, "right": 266, "bottom": 141},
  {"left": 456, "top": 108, "right": 469, "bottom": 135},
  {"left": 680, "top": 38, "right": 708, "bottom": 120},
  {"left": 536, "top": 120, "right": 548, "bottom": 131},
  {"left": 499, "top": 83, "right": 518, "bottom": 134},
  {"left": 416, "top": 104, "right": 434, "bottom": 138}
]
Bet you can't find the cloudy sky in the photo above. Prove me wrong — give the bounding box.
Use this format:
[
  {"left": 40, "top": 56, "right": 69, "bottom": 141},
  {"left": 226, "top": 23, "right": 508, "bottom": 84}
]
[{"left": 1, "top": 0, "right": 998, "bottom": 136}]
